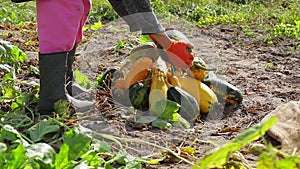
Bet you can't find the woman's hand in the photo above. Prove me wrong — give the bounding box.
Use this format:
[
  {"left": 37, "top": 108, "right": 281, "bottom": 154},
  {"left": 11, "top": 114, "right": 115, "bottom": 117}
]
[
  {"left": 165, "top": 40, "right": 194, "bottom": 69},
  {"left": 149, "top": 33, "right": 194, "bottom": 69}
]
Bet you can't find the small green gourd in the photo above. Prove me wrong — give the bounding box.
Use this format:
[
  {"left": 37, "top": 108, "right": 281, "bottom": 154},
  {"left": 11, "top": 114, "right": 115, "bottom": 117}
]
[{"left": 128, "top": 70, "right": 152, "bottom": 111}]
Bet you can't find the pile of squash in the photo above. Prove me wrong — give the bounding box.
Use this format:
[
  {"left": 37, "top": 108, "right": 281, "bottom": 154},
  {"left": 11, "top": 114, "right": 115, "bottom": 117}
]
[{"left": 99, "top": 30, "right": 243, "bottom": 128}]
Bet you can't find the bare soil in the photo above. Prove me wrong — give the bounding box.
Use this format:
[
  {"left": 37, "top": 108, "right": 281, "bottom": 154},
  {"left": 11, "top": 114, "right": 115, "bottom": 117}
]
[{"left": 1, "top": 16, "right": 299, "bottom": 168}]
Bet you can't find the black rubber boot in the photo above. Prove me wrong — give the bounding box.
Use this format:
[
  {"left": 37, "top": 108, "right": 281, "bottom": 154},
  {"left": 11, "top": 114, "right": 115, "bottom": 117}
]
[
  {"left": 39, "top": 52, "right": 68, "bottom": 115},
  {"left": 39, "top": 52, "right": 94, "bottom": 114},
  {"left": 66, "top": 44, "right": 90, "bottom": 96}
]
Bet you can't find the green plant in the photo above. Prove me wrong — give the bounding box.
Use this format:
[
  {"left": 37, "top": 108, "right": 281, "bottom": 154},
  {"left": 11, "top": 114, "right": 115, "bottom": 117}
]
[
  {"left": 272, "top": 20, "right": 300, "bottom": 38},
  {"left": 114, "top": 40, "right": 126, "bottom": 52},
  {"left": 74, "top": 70, "right": 95, "bottom": 89},
  {"left": 89, "top": 0, "right": 119, "bottom": 22},
  {"left": 265, "top": 62, "right": 273, "bottom": 68},
  {"left": 0, "top": 42, "right": 28, "bottom": 73},
  {"left": 0, "top": 0, "right": 36, "bottom": 24},
  {"left": 0, "top": 124, "right": 107, "bottom": 168},
  {"left": 193, "top": 117, "right": 278, "bottom": 169},
  {"left": 0, "top": 42, "right": 38, "bottom": 131}
]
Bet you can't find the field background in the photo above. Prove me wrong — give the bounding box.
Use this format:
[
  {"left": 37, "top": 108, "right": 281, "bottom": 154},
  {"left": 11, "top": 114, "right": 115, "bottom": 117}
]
[{"left": 0, "top": 0, "right": 299, "bottom": 168}]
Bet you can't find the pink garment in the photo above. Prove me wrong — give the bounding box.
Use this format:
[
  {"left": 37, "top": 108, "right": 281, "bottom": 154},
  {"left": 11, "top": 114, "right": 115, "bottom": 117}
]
[{"left": 36, "top": 0, "right": 91, "bottom": 54}]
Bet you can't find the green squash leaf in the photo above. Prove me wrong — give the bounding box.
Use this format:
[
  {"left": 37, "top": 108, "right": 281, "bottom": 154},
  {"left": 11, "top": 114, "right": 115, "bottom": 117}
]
[
  {"left": 26, "top": 143, "right": 56, "bottom": 165},
  {"left": 91, "top": 21, "right": 102, "bottom": 31},
  {"left": 193, "top": 116, "right": 278, "bottom": 169},
  {"left": 140, "top": 35, "right": 152, "bottom": 43},
  {"left": 1, "top": 125, "right": 19, "bottom": 142},
  {"left": 55, "top": 144, "right": 71, "bottom": 168},
  {"left": 5, "top": 144, "right": 26, "bottom": 169},
  {"left": 155, "top": 98, "right": 180, "bottom": 122},
  {"left": 28, "top": 120, "right": 60, "bottom": 142},
  {"left": 81, "top": 151, "right": 105, "bottom": 167},
  {"left": 152, "top": 118, "right": 172, "bottom": 129},
  {"left": 92, "top": 139, "right": 111, "bottom": 153},
  {"left": 63, "top": 125, "right": 93, "bottom": 161},
  {"left": 74, "top": 70, "right": 94, "bottom": 89}
]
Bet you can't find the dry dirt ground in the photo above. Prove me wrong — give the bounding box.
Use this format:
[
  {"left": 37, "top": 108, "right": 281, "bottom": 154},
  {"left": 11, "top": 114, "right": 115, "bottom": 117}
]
[{"left": 1, "top": 16, "right": 300, "bottom": 168}]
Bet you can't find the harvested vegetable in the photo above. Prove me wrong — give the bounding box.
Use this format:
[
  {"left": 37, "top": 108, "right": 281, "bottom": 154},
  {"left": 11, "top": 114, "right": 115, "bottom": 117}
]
[
  {"left": 203, "top": 71, "right": 243, "bottom": 105},
  {"left": 176, "top": 71, "right": 218, "bottom": 114},
  {"left": 167, "top": 84, "right": 200, "bottom": 122},
  {"left": 129, "top": 70, "right": 152, "bottom": 111}
]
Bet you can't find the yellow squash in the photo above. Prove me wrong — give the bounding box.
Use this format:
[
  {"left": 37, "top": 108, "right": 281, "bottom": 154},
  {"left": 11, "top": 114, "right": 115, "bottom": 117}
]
[
  {"left": 149, "top": 68, "right": 168, "bottom": 114},
  {"left": 166, "top": 72, "right": 181, "bottom": 87},
  {"left": 176, "top": 73, "right": 218, "bottom": 113}
]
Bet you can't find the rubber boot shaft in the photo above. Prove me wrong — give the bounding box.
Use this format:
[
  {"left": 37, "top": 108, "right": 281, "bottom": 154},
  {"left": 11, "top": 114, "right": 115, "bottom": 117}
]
[
  {"left": 39, "top": 52, "right": 68, "bottom": 115},
  {"left": 66, "top": 44, "right": 91, "bottom": 96},
  {"left": 66, "top": 44, "right": 76, "bottom": 88}
]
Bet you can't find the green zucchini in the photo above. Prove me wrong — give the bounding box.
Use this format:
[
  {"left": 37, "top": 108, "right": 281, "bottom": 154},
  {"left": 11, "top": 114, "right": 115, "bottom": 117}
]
[{"left": 167, "top": 86, "right": 200, "bottom": 122}]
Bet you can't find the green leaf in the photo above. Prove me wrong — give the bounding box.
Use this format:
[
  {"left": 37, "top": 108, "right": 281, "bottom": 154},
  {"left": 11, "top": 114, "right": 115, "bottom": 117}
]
[
  {"left": 10, "top": 93, "right": 30, "bottom": 112},
  {"left": 5, "top": 143, "right": 27, "bottom": 169},
  {"left": 257, "top": 152, "right": 274, "bottom": 169},
  {"left": 1, "top": 82, "right": 19, "bottom": 100},
  {"left": 92, "top": 139, "right": 111, "bottom": 153},
  {"left": 140, "top": 35, "right": 152, "bottom": 43},
  {"left": 193, "top": 116, "right": 278, "bottom": 169},
  {"left": 2, "top": 71, "right": 15, "bottom": 82},
  {"left": 12, "top": 46, "right": 27, "bottom": 63},
  {"left": 54, "top": 100, "right": 72, "bottom": 118},
  {"left": 55, "top": 144, "right": 71, "bottom": 169},
  {"left": 155, "top": 99, "right": 180, "bottom": 122},
  {"left": 106, "top": 150, "right": 131, "bottom": 166},
  {"left": 172, "top": 115, "right": 191, "bottom": 129},
  {"left": 1, "top": 125, "right": 20, "bottom": 142},
  {"left": 91, "top": 21, "right": 102, "bottom": 30},
  {"left": 28, "top": 120, "right": 60, "bottom": 142},
  {"left": 114, "top": 150, "right": 129, "bottom": 165},
  {"left": 151, "top": 118, "right": 172, "bottom": 129},
  {"left": 0, "top": 152, "right": 6, "bottom": 169},
  {"left": 275, "top": 156, "right": 300, "bottom": 169},
  {"left": 81, "top": 151, "right": 105, "bottom": 167},
  {"left": 26, "top": 143, "right": 56, "bottom": 165},
  {"left": 144, "top": 157, "right": 165, "bottom": 165},
  {"left": 180, "top": 147, "right": 196, "bottom": 156},
  {"left": 63, "top": 126, "right": 93, "bottom": 161},
  {"left": 0, "top": 44, "right": 7, "bottom": 56},
  {"left": 74, "top": 70, "right": 94, "bottom": 89}
]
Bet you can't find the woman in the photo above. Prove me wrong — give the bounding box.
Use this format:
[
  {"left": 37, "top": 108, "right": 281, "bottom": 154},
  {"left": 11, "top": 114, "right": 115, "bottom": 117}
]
[{"left": 36, "top": 0, "right": 194, "bottom": 114}]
